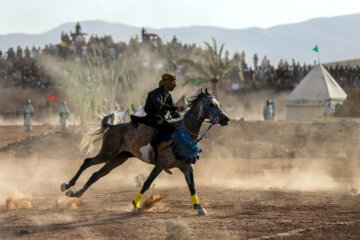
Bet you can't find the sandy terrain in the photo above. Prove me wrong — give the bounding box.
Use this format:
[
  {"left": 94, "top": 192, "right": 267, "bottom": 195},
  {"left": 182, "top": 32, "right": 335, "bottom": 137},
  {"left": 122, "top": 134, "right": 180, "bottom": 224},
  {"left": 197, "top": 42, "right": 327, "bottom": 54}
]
[{"left": 1, "top": 119, "right": 360, "bottom": 239}]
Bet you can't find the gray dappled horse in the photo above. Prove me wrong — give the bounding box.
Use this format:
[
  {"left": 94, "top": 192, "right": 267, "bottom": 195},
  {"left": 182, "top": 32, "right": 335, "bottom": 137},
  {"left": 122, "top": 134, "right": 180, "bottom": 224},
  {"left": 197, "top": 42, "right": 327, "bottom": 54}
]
[{"left": 61, "top": 89, "right": 230, "bottom": 215}]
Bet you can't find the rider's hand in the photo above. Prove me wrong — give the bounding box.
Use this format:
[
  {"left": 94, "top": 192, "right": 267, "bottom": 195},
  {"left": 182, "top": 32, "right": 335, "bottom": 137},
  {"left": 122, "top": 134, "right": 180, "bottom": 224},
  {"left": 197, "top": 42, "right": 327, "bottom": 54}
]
[{"left": 177, "top": 106, "right": 186, "bottom": 112}]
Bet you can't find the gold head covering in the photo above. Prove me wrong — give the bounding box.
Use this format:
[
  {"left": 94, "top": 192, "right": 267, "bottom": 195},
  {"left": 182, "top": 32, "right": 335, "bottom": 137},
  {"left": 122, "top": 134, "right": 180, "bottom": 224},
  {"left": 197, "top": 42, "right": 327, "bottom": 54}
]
[{"left": 159, "top": 73, "right": 176, "bottom": 91}]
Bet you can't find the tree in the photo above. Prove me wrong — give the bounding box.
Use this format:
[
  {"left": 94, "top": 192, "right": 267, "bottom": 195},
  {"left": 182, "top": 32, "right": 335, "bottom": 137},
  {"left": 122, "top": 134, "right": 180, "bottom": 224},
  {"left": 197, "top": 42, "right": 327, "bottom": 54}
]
[{"left": 177, "top": 37, "right": 233, "bottom": 97}]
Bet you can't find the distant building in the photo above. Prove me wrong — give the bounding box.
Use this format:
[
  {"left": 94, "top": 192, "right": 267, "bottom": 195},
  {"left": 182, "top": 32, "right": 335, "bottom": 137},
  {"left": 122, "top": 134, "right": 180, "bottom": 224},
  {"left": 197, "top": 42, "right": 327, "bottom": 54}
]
[{"left": 141, "top": 28, "right": 160, "bottom": 42}]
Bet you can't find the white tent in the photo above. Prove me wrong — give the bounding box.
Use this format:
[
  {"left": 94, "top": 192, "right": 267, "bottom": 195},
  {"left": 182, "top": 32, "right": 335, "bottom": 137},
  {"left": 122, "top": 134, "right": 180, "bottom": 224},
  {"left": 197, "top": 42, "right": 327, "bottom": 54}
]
[{"left": 286, "top": 64, "right": 347, "bottom": 119}]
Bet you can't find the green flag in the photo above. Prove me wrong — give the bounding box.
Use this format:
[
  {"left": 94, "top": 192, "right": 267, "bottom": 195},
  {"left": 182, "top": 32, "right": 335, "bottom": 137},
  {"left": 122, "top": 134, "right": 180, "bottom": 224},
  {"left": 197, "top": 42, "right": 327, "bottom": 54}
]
[
  {"left": 313, "top": 45, "right": 319, "bottom": 52},
  {"left": 192, "top": 77, "right": 200, "bottom": 85}
]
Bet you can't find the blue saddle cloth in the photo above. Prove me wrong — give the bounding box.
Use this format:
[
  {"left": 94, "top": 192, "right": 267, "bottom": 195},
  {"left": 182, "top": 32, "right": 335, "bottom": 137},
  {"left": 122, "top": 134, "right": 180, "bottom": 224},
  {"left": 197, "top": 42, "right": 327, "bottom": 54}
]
[{"left": 165, "top": 122, "right": 202, "bottom": 164}]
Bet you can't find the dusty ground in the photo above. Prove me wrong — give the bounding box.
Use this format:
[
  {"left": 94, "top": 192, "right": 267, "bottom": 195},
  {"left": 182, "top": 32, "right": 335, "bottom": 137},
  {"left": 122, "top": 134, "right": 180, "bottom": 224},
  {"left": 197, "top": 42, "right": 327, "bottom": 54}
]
[{"left": 1, "top": 120, "right": 360, "bottom": 239}]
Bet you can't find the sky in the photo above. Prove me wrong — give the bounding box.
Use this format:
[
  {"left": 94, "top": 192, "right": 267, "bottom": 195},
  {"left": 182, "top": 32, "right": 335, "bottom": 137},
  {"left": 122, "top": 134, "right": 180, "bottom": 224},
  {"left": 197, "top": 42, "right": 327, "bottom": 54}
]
[{"left": 1, "top": 0, "right": 360, "bottom": 34}]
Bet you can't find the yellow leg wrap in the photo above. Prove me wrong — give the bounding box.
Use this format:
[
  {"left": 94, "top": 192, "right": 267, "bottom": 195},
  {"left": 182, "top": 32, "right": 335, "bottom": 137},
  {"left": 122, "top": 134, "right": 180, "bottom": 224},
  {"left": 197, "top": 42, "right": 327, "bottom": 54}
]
[
  {"left": 191, "top": 194, "right": 199, "bottom": 206},
  {"left": 133, "top": 192, "right": 143, "bottom": 208}
]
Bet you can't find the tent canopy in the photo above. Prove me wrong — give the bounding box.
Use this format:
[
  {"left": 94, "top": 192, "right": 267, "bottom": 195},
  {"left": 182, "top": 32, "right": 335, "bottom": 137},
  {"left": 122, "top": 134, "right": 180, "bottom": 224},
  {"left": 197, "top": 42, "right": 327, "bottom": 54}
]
[{"left": 286, "top": 64, "right": 347, "bottom": 106}]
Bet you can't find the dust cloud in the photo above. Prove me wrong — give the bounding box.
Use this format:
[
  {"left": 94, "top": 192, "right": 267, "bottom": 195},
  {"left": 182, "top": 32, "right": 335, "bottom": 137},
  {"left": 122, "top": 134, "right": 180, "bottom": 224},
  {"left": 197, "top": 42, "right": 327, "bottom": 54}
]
[
  {"left": 140, "top": 194, "right": 165, "bottom": 213},
  {"left": 1, "top": 118, "right": 360, "bottom": 201},
  {"left": 220, "top": 89, "right": 290, "bottom": 120},
  {"left": 5, "top": 189, "right": 32, "bottom": 210},
  {"left": 193, "top": 158, "right": 340, "bottom": 192},
  {"left": 56, "top": 196, "right": 84, "bottom": 210},
  {"left": 35, "top": 50, "right": 186, "bottom": 125},
  {"left": 190, "top": 118, "right": 360, "bottom": 193},
  {"left": 153, "top": 118, "right": 360, "bottom": 193}
]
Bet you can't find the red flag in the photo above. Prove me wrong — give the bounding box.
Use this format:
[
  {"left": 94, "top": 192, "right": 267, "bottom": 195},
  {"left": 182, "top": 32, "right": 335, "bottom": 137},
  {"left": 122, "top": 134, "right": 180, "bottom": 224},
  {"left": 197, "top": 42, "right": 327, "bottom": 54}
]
[{"left": 46, "top": 93, "right": 57, "bottom": 102}]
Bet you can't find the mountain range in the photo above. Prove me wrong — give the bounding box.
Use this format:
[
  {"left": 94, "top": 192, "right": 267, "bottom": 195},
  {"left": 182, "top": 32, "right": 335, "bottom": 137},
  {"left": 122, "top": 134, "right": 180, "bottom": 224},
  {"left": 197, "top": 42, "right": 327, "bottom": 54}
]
[{"left": 1, "top": 13, "right": 359, "bottom": 65}]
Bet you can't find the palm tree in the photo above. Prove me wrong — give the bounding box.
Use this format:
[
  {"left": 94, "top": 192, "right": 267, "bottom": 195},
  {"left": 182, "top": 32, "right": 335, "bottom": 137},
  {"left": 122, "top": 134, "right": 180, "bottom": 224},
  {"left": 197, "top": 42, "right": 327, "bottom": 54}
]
[{"left": 177, "top": 37, "right": 233, "bottom": 97}]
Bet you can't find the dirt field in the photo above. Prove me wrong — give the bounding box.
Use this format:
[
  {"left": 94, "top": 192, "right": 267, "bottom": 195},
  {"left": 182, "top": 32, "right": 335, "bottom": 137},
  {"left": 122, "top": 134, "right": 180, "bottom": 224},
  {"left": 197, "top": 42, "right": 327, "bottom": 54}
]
[{"left": 1, "top": 120, "right": 360, "bottom": 239}]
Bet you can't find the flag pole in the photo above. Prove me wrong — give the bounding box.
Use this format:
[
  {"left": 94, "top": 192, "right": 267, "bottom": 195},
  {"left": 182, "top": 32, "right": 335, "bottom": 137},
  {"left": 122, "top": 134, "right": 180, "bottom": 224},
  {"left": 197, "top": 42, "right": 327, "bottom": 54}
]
[{"left": 313, "top": 44, "right": 320, "bottom": 65}]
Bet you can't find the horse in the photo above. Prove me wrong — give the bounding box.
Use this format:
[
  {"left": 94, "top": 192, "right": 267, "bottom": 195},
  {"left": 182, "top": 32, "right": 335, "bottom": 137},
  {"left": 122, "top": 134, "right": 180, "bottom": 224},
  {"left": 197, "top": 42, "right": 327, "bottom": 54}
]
[{"left": 60, "top": 89, "right": 230, "bottom": 215}]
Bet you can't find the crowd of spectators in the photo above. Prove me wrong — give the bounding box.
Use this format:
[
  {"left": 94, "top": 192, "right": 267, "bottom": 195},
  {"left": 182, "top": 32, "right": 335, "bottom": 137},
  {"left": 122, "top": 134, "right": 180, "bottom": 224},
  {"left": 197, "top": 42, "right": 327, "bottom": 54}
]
[
  {"left": 327, "top": 64, "right": 360, "bottom": 90},
  {"left": 226, "top": 54, "right": 360, "bottom": 93},
  {"left": 0, "top": 22, "right": 359, "bottom": 94},
  {"left": 0, "top": 46, "right": 51, "bottom": 88}
]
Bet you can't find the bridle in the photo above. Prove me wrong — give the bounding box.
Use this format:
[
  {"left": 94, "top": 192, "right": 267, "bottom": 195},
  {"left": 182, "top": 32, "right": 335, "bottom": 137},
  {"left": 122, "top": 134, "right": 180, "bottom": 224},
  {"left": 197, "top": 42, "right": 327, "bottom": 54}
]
[{"left": 180, "top": 96, "right": 223, "bottom": 143}]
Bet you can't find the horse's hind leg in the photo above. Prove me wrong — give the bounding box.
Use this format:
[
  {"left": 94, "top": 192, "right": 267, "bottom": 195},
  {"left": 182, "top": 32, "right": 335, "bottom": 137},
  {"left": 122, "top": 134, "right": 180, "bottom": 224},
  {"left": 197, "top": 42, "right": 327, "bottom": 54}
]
[
  {"left": 132, "top": 164, "right": 163, "bottom": 211},
  {"left": 61, "top": 154, "right": 107, "bottom": 192},
  {"left": 65, "top": 151, "right": 133, "bottom": 198}
]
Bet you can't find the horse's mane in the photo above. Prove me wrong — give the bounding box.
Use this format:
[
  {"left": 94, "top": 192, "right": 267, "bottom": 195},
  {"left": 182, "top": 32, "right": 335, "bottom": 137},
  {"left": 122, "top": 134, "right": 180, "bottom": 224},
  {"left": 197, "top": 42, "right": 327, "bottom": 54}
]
[
  {"left": 168, "top": 92, "right": 210, "bottom": 124},
  {"left": 187, "top": 92, "right": 210, "bottom": 109}
]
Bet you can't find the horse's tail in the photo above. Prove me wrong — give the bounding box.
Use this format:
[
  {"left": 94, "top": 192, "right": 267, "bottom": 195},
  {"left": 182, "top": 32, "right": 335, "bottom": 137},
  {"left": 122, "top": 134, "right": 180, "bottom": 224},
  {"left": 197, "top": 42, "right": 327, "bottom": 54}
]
[
  {"left": 80, "top": 113, "right": 117, "bottom": 154},
  {"left": 100, "top": 113, "right": 116, "bottom": 133}
]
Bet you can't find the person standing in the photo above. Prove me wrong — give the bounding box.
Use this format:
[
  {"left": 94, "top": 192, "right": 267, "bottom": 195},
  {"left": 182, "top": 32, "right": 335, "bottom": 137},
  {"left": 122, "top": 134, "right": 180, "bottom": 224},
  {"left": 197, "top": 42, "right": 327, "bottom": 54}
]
[
  {"left": 133, "top": 104, "right": 146, "bottom": 117},
  {"left": 59, "top": 101, "right": 70, "bottom": 131},
  {"left": 101, "top": 99, "right": 110, "bottom": 115},
  {"left": 119, "top": 106, "right": 129, "bottom": 122},
  {"left": 263, "top": 99, "right": 275, "bottom": 120},
  {"left": 113, "top": 104, "right": 122, "bottom": 122},
  {"left": 23, "top": 99, "right": 34, "bottom": 132},
  {"left": 253, "top": 53, "right": 259, "bottom": 70},
  {"left": 113, "top": 104, "right": 129, "bottom": 123},
  {"left": 323, "top": 101, "right": 335, "bottom": 117},
  {"left": 176, "top": 92, "right": 189, "bottom": 108},
  {"left": 75, "top": 22, "right": 81, "bottom": 35}
]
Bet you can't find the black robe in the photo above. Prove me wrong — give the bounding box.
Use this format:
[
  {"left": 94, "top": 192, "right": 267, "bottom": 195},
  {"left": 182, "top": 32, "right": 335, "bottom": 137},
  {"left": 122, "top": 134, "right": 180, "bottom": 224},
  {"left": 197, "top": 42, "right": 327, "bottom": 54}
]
[{"left": 144, "top": 86, "right": 180, "bottom": 119}]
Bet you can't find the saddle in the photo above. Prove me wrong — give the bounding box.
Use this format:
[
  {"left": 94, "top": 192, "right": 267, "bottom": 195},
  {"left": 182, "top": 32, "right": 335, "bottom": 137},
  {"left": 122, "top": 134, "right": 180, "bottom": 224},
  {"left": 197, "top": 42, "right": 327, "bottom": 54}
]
[
  {"left": 131, "top": 115, "right": 173, "bottom": 162},
  {"left": 131, "top": 115, "right": 200, "bottom": 164},
  {"left": 130, "top": 115, "right": 147, "bottom": 125}
]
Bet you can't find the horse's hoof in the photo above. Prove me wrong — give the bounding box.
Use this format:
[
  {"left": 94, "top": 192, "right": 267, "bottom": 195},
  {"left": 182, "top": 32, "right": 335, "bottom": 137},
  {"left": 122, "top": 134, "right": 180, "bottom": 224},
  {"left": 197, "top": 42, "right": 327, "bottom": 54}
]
[
  {"left": 197, "top": 207, "right": 207, "bottom": 215},
  {"left": 61, "top": 183, "right": 68, "bottom": 192},
  {"left": 65, "top": 190, "right": 74, "bottom": 197},
  {"left": 132, "top": 208, "right": 140, "bottom": 214}
]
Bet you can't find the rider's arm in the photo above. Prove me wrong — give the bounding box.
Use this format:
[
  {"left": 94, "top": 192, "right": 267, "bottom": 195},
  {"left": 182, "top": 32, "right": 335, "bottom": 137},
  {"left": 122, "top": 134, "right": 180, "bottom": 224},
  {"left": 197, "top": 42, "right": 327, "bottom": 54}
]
[
  {"left": 166, "top": 94, "right": 181, "bottom": 118},
  {"left": 151, "top": 93, "right": 177, "bottom": 112}
]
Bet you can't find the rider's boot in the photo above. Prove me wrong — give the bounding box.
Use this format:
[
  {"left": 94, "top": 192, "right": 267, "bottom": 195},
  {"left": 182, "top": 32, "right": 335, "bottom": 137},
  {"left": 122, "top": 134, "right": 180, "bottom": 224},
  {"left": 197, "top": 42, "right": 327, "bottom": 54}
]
[{"left": 140, "top": 143, "right": 152, "bottom": 163}]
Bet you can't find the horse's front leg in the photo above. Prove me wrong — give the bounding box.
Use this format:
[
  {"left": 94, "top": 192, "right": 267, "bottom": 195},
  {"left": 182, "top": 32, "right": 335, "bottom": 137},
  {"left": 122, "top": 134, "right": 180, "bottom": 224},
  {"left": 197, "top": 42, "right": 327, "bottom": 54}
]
[
  {"left": 181, "top": 164, "right": 206, "bottom": 215},
  {"left": 132, "top": 164, "right": 163, "bottom": 213}
]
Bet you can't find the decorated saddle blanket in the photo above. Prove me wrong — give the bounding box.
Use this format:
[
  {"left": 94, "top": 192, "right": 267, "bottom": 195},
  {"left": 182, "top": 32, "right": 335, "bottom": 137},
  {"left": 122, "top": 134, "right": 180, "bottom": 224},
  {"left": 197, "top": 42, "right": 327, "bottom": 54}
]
[
  {"left": 166, "top": 122, "right": 202, "bottom": 164},
  {"left": 131, "top": 115, "right": 202, "bottom": 164}
]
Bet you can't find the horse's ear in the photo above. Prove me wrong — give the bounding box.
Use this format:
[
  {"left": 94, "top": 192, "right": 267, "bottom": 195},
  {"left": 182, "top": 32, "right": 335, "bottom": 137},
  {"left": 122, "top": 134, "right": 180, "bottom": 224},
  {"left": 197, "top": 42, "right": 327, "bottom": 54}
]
[
  {"left": 205, "top": 88, "right": 209, "bottom": 95},
  {"left": 200, "top": 88, "right": 203, "bottom": 94}
]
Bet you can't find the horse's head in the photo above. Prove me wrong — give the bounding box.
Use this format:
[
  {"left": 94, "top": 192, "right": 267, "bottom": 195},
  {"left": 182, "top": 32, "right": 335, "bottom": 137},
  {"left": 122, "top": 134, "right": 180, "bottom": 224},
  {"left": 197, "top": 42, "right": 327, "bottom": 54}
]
[{"left": 199, "top": 88, "right": 230, "bottom": 126}]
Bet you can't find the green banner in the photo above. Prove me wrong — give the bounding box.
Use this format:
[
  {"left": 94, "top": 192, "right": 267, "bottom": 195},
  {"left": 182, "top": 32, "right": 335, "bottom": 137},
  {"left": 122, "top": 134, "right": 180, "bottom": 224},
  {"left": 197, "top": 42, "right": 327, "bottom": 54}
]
[
  {"left": 313, "top": 45, "right": 319, "bottom": 52},
  {"left": 192, "top": 77, "right": 200, "bottom": 85}
]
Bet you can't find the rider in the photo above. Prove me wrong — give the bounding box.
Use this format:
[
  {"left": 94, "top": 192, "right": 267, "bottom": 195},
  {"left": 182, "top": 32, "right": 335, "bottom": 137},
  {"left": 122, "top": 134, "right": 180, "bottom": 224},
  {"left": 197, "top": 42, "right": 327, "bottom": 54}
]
[{"left": 139, "top": 73, "right": 186, "bottom": 162}]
